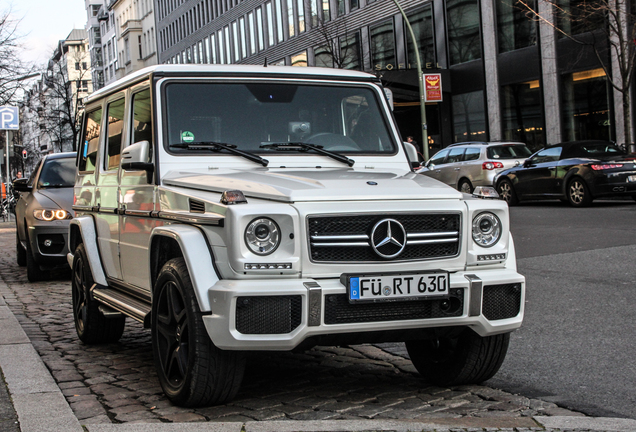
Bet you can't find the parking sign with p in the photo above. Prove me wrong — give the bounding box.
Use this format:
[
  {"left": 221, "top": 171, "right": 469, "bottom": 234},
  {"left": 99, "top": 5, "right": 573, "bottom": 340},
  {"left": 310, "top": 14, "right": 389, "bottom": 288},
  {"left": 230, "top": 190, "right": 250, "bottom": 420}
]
[{"left": 0, "top": 107, "right": 19, "bottom": 130}]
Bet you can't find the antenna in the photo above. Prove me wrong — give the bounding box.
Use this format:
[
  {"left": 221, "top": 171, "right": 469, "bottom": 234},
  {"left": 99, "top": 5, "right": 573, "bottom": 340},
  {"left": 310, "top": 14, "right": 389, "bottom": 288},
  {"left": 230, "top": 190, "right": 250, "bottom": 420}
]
[{"left": 263, "top": 57, "right": 267, "bottom": 67}]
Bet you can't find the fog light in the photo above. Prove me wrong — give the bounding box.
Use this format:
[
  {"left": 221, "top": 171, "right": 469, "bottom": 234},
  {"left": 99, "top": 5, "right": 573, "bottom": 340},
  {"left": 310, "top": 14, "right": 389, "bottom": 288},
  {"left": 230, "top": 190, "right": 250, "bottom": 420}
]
[{"left": 43, "top": 239, "right": 53, "bottom": 247}]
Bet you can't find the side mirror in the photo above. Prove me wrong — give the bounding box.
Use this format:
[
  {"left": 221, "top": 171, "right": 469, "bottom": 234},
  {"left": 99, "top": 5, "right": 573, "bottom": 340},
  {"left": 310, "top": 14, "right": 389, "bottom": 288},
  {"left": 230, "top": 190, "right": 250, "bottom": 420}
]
[
  {"left": 121, "top": 141, "right": 154, "bottom": 183},
  {"left": 523, "top": 159, "right": 532, "bottom": 168},
  {"left": 403, "top": 142, "right": 420, "bottom": 169},
  {"left": 13, "top": 178, "right": 31, "bottom": 192}
]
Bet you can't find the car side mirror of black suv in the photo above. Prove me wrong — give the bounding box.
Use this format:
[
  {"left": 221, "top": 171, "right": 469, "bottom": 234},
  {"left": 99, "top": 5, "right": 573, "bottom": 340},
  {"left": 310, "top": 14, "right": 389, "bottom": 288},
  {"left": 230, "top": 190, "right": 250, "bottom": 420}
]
[{"left": 13, "top": 178, "right": 31, "bottom": 192}]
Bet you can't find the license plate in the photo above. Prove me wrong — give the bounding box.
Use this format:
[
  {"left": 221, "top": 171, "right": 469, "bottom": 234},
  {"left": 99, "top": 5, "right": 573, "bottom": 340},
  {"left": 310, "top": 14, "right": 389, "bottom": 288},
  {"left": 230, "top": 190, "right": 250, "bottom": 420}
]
[
  {"left": 343, "top": 271, "right": 449, "bottom": 303},
  {"left": 628, "top": 175, "right": 636, "bottom": 182}
]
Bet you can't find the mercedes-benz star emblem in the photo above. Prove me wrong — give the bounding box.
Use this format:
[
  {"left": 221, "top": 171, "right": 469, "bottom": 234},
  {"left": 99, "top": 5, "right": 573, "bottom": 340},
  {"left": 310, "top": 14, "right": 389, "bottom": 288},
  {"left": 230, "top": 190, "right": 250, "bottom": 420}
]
[{"left": 370, "top": 218, "right": 407, "bottom": 259}]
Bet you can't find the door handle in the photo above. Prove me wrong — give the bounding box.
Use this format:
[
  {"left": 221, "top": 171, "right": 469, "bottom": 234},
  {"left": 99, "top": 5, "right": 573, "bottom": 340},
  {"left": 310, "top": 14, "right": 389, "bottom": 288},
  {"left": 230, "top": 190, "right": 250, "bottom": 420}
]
[{"left": 454, "top": 168, "right": 461, "bottom": 171}]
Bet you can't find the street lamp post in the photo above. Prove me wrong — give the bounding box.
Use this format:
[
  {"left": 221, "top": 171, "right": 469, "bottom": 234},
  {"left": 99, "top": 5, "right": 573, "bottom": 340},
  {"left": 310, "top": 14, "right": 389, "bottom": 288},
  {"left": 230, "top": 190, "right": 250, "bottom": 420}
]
[{"left": 389, "top": 0, "right": 429, "bottom": 160}]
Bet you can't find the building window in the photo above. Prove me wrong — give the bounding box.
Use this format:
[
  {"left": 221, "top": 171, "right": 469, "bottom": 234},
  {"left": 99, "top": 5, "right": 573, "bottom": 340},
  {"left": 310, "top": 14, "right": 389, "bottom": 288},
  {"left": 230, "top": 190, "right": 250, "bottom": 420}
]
[
  {"left": 556, "top": 0, "right": 604, "bottom": 36},
  {"left": 322, "top": 0, "right": 330, "bottom": 22},
  {"left": 232, "top": 21, "right": 240, "bottom": 61},
  {"left": 288, "top": 0, "right": 295, "bottom": 37},
  {"left": 370, "top": 21, "right": 396, "bottom": 71},
  {"left": 240, "top": 16, "right": 248, "bottom": 57},
  {"left": 275, "top": 0, "right": 284, "bottom": 42},
  {"left": 248, "top": 12, "right": 257, "bottom": 54},
  {"left": 497, "top": 0, "right": 537, "bottom": 53},
  {"left": 298, "top": 0, "right": 305, "bottom": 32},
  {"left": 406, "top": 7, "right": 435, "bottom": 68},
  {"left": 452, "top": 91, "right": 487, "bottom": 142},
  {"left": 218, "top": 29, "right": 225, "bottom": 63},
  {"left": 75, "top": 62, "right": 80, "bottom": 71},
  {"left": 501, "top": 80, "right": 545, "bottom": 150},
  {"left": 447, "top": 0, "right": 482, "bottom": 65},
  {"left": 256, "top": 7, "right": 265, "bottom": 50},
  {"left": 82, "top": 61, "right": 88, "bottom": 70},
  {"left": 210, "top": 34, "right": 217, "bottom": 63},
  {"left": 224, "top": 26, "right": 231, "bottom": 62},
  {"left": 337, "top": 0, "right": 345, "bottom": 16},
  {"left": 340, "top": 32, "right": 361, "bottom": 70},
  {"left": 266, "top": 2, "right": 275, "bottom": 46},
  {"left": 291, "top": 50, "right": 307, "bottom": 66},
  {"left": 350, "top": 0, "right": 359, "bottom": 11},
  {"left": 138, "top": 35, "right": 143, "bottom": 59},
  {"left": 314, "top": 45, "right": 333, "bottom": 67},
  {"left": 562, "top": 68, "right": 612, "bottom": 141}
]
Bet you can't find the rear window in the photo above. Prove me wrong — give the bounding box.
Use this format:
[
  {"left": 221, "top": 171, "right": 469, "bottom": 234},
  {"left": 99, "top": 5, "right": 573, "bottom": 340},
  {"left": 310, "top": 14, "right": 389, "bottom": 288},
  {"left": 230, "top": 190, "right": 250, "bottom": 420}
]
[
  {"left": 569, "top": 142, "right": 625, "bottom": 158},
  {"left": 487, "top": 145, "right": 532, "bottom": 159}
]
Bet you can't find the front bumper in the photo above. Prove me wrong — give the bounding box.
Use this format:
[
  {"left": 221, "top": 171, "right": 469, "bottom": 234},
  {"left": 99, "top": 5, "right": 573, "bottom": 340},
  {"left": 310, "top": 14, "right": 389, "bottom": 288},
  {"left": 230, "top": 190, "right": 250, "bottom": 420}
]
[
  {"left": 28, "top": 223, "right": 70, "bottom": 265},
  {"left": 203, "top": 268, "right": 525, "bottom": 350}
]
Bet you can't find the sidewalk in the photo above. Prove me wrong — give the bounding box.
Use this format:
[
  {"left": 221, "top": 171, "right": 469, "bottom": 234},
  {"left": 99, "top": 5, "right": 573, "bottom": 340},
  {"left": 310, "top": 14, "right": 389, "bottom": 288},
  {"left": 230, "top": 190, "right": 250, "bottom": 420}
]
[{"left": 0, "top": 220, "right": 635, "bottom": 431}]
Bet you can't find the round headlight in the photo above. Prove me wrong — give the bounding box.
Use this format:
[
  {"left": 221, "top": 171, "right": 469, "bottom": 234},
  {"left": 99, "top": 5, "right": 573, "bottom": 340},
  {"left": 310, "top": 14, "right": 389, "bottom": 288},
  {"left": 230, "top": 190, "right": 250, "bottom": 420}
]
[
  {"left": 55, "top": 210, "right": 67, "bottom": 220},
  {"left": 472, "top": 212, "right": 502, "bottom": 248},
  {"left": 245, "top": 217, "right": 281, "bottom": 255}
]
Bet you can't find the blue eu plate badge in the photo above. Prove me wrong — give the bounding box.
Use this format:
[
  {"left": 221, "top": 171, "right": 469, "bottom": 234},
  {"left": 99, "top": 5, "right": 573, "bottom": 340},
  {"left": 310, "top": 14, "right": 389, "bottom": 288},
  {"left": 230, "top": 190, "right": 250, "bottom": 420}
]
[{"left": 350, "top": 277, "right": 360, "bottom": 300}]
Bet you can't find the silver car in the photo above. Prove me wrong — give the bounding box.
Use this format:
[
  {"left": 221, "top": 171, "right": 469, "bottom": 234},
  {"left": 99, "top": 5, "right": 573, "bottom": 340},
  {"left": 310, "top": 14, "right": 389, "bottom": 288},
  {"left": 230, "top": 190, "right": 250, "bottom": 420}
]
[
  {"left": 14, "top": 152, "right": 76, "bottom": 282},
  {"left": 418, "top": 142, "right": 532, "bottom": 193}
]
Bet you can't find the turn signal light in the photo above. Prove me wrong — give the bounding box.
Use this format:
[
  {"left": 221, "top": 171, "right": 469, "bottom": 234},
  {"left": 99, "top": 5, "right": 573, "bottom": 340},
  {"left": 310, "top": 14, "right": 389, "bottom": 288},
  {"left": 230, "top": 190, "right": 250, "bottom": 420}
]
[{"left": 482, "top": 161, "right": 504, "bottom": 170}]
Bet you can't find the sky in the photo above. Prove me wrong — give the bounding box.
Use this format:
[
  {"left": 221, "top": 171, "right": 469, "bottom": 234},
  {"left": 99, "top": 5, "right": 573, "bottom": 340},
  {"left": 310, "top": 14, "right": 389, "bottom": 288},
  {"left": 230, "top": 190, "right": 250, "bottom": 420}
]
[{"left": 8, "top": 0, "right": 87, "bottom": 67}]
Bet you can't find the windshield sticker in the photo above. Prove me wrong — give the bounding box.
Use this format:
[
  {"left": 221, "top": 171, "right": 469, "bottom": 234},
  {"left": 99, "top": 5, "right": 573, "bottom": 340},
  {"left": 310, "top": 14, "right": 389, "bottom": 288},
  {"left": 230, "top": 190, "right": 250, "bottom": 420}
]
[{"left": 181, "top": 131, "right": 195, "bottom": 143}]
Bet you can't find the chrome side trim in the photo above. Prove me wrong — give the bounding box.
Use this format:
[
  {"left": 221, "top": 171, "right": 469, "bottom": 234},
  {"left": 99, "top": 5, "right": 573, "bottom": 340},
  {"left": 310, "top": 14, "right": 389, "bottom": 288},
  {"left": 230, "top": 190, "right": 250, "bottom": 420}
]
[
  {"left": 407, "top": 231, "right": 459, "bottom": 238},
  {"left": 91, "top": 284, "right": 151, "bottom": 327},
  {"left": 311, "top": 242, "right": 369, "bottom": 247},
  {"left": 304, "top": 281, "right": 322, "bottom": 327},
  {"left": 72, "top": 205, "right": 93, "bottom": 212},
  {"left": 310, "top": 234, "right": 368, "bottom": 241},
  {"left": 157, "top": 210, "right": 224, "bottom": 226},
  {"left": 408, "top": 238, "right": 459, "bottom": 245},
  {"left": 465, "top": 274, "right": 483, "bottom": 317},
  {"left": 125, "top": 210, "right": 153, "bottom": 217}
]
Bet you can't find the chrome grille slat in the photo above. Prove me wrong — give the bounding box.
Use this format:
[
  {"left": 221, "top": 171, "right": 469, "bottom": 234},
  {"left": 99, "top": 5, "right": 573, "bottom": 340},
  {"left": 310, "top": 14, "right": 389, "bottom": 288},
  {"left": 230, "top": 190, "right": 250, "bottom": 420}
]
[{"left": 308, "top": 213, "right": 461, "bottom": 263}]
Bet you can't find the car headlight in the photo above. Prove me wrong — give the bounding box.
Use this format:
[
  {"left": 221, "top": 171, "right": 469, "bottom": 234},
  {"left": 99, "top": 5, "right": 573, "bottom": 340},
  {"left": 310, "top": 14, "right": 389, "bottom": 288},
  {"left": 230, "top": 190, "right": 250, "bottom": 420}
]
[
  {"left": 33, "top": 209, "right": 71, "bottom": 221},
  {"left": 245, "top": 217, "right": 281, "bottom": 255},
  {"left": 472, "top": 212, "right": 501, "bottom": 248}
]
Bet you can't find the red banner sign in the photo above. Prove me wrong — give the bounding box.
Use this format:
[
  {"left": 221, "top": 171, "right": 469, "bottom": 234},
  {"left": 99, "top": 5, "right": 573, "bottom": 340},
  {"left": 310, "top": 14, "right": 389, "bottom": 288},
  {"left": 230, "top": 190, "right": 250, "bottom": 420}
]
[{"left": 424, "top": 74, "right": 442, "bottom": 102}]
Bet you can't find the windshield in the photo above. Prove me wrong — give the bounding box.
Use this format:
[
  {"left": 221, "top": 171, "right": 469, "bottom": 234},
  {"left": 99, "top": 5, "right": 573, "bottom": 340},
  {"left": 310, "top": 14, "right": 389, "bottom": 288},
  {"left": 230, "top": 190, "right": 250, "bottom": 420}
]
[
  {"left": 38, "top": 158, "right": 76, "bottom": 188},
  {"left": 163, "top": 81, "right": 396, "bottom": 155},
  {"left": 487, "top": 144, "right": 532, "bottom": 159}
]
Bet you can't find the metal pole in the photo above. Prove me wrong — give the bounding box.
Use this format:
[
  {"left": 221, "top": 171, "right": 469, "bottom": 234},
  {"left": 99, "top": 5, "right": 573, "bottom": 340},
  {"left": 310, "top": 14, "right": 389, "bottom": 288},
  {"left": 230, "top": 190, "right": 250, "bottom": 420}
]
[
  {"left": 390, "top": 0, "right": 429, "bottom": 160},
  {"left": 5, "top": 131, "right": 9, "bottom": 193}
]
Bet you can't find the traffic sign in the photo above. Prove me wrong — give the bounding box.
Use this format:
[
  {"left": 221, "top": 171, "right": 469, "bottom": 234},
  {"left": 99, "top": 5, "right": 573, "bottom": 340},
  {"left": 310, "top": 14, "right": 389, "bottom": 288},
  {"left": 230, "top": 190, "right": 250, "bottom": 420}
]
[{"left": 0, "top": 106, "right": 19, "bottom": 130}]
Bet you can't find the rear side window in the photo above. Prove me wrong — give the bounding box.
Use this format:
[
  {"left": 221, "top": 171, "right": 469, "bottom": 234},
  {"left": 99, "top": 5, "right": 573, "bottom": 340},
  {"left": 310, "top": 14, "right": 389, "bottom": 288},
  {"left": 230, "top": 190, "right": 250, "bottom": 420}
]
[
  {"left": 446, "top": 148, "right": 465, "bottom": 163},
  {"left": 79, "top": 108, "right": 102, "bottom": 172},
  {"left": 106, "top": 98, "right": 125, "bottom": 171},
  {"left": 487, "top": 144, "right": 532, "bottom": 159},
  {"left": 464, "top": 147, "right": 481, "bottom": 161}
]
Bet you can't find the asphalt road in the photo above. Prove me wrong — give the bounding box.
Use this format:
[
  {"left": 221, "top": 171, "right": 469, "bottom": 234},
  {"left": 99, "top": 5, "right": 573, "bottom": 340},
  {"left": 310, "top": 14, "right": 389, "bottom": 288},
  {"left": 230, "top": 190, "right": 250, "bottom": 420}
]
[{"left": 488, "top": 198, "right": 636, "bottom": 419}]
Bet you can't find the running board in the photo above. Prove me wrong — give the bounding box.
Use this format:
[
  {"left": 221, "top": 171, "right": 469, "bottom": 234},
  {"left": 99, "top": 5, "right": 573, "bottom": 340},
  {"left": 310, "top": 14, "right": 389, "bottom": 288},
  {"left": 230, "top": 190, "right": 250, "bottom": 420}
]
[{"left": 91, "top": 285, "right": 151, "bottom": 328}]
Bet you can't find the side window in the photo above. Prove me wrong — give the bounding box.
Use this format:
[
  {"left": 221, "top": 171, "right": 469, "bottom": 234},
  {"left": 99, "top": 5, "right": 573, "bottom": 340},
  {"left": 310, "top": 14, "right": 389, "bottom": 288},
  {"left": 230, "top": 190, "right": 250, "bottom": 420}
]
[
  {"left": 428, "top": 149, "right": 449, "bottom": 165},
  {"left": 533, "top": 147, "right": 562, "bottom": 164},
  {"left": 79, "top": 108, "right": 102, "bottom": 172},
  {"left": 106, "top": 98, "right": 125, "bottom": 171},
  {"left": 464, "top": 147, "right": 481, "bottom": 161},
  {"left": 446, "top": 148, "right": 466, "bottom": 163},
  {"left": 131, "top": 89, "right": 152, "bottom": 145},
  {"left": 27, "top": 160, "right": 42, "bottom": 187}
]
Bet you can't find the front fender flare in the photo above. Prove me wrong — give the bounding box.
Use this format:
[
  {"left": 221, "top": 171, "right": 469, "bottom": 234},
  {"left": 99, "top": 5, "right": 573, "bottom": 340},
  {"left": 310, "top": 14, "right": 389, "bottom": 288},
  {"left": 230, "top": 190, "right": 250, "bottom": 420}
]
[
  {"left": 150, "top": 225, "right": 219, "bottom": 312},
  {"left": 68, "top": 217, "right": 108, "bottom": 286}
]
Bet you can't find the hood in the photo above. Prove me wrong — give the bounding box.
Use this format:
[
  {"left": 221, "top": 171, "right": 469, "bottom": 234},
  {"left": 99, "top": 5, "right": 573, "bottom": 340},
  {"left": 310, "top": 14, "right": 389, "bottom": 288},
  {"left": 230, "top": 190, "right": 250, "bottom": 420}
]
[
  {"left": 162, "top": 168, "right": 463, "bottom": 202},
  {"left": 38, "top": 187, "right": 75, "bottom": 210}
]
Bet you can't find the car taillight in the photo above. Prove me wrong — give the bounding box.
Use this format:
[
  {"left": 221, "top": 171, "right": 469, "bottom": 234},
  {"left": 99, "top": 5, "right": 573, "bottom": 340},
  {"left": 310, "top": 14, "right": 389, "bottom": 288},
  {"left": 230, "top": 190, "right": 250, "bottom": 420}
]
[
  {"left": 591, "top": 164, "right": 623, "bottom": 170},
  {"left": 482, "top": 161, "right": 504, "bottom": 170}
]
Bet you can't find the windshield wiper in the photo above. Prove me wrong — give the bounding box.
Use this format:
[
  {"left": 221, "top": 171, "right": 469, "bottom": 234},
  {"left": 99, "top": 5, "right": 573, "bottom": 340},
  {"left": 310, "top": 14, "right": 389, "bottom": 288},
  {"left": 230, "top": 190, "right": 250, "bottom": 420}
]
[
  {"left": 260, "top": 142, "right": 355, "bottom": 167},
  {"left": 170, "top": 141, "right": 269, "bottom": 167}
]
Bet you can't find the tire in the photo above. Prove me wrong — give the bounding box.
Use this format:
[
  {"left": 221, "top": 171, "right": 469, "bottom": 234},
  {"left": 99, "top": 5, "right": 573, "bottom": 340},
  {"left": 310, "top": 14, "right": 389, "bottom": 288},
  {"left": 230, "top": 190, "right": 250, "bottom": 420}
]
[
  {"left": 567, "top": 178, "right": 592, "bottom": 207},
  {"left": 458, "top": 179, "right": 473, "bottom": 194},
  {"left": 71, "top": 243, "right": 125, "bottom": 344},
  {"left": 16, "top": 230, "right": 26, "bottom": 267},
  {"left": 152, "top": 258, "right": 246, "bottom": 407},
  {"left": 406, "top": 329, "right": 510, "bottom": 386},
  {"left": 497, "top": 178, "right": 518, "bottom": 205},
  {"left": 26, "top": 240, "right": 46, "bottom": 282}
]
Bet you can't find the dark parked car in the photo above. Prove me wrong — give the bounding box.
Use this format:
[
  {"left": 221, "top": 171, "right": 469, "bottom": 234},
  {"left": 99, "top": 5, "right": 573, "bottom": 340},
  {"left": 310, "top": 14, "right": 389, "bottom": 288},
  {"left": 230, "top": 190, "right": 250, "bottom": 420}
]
[
  {"left": 14, "top": 152, "right": 76, "bottom": 281},
  {"left": 494, "top": 141, "right": 636, "bottom": 207}
]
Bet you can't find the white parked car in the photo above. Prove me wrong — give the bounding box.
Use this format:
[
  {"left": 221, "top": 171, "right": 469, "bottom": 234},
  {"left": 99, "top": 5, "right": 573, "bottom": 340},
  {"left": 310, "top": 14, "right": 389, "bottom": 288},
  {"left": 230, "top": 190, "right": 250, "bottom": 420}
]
[{"left": 69, "top": 65, "right": 525, "bottom": 407}]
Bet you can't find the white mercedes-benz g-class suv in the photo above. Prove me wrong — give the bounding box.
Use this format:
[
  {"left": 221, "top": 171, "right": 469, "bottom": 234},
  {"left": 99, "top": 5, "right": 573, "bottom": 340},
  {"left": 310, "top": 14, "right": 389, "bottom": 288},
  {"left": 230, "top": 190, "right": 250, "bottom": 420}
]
[{"left": 70, "top": 65, "right": 525, "bottom": 407}]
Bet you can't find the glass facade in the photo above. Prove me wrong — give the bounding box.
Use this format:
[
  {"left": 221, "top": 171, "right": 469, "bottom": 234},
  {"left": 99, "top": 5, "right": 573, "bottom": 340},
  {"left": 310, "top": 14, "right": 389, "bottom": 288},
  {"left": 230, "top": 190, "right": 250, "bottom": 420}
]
[
  {"left": 452, "top": 91, "right": 487, "bottom": 141},
  {"left": 291, "top": 50, "right": 307, "bottom": 66},
  {"left": 406, "top": 7, "right": 435, "bottom": 68},
  {"left": 370, "top": 21, "right": 395, "bottom": 70},
  {"left": 562, "top": 68, "right": 612, "bottom": 141},
  {"left": 314, "top": 45, "right": 333, "bottom": 67},
  {"left": 557, "top": 0, "right": 605, "bottom": 36},
  {"left": 447, "top": 0, "right": 482, "bottom": 65},
  {"left": 501, "top": 81, "right": 545, "bottom": 150},
  {"left": 497, "top": 0, "right": 537, "bottom": 52},
  {"left": 340, "top": 32, "right": 361, "bottom": 70}
]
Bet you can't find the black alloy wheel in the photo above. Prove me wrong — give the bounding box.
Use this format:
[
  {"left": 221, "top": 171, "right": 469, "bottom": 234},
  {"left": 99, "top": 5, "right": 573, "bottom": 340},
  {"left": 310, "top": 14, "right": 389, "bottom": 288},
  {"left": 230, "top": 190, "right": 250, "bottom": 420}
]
[
  {"left": 458, "top": 179, "right": 473, "bottom": 194},
  {"left": 71, "top": 243, "right": 125, "bottom": 344},
  {"left": 152, "top": 258, "right": 245, "bottom": 407}
]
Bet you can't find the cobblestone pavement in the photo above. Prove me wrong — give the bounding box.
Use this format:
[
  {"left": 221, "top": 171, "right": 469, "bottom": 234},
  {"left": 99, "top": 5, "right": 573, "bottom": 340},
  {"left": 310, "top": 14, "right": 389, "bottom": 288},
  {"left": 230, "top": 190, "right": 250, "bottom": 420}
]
[{"left": 0, "top": 226, "right": 589, "bottom": 427}]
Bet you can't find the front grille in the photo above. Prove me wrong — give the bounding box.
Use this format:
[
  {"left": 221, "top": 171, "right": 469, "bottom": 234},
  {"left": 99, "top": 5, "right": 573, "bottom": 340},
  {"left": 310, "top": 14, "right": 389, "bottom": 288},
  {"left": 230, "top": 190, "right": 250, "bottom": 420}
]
[
  {"left": 308, "top": 213, "right": 461, "bottom": 262},
  {"left": 236, "top": 295, "right": 302, "bottom": 334},
  {"left": 37, "top": 234, "right": 65, "bottom": 255},
  {"left": 482, "top": 284, "right": 522, "bottom": 320},
  {"left": 324, "top": 288, "right": 464, "bottom": 324}
]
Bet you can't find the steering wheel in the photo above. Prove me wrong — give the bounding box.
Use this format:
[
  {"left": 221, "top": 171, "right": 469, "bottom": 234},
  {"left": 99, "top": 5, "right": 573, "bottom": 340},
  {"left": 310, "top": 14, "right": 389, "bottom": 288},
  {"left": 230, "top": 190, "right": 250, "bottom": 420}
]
[{"left": 305, "top": 132, "right": 361, "bottom": 151}]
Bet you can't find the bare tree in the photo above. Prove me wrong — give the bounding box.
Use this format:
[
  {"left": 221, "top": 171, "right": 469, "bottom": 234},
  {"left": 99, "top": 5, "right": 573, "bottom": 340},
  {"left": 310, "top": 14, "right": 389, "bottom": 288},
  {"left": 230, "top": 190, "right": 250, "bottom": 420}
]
[
  {"left": 311, "top": 14, "right": 362, "bottom": 69},
  {"left": 0, "top": 7, "right": 37, "bottom": 105},
  {"left": 515, "top": 0, "right": 636, "bottom": 144},
  {"left": 40, "top": 44, "right": 90, "bottom": 152}
]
